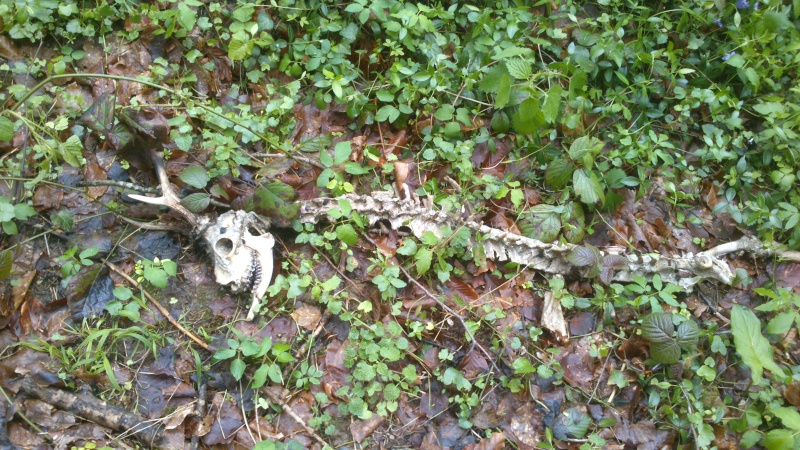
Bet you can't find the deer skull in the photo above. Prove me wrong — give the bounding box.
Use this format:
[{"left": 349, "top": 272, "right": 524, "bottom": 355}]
[{"left": 203, "top": 210, "right": 274, "bottom": 320}]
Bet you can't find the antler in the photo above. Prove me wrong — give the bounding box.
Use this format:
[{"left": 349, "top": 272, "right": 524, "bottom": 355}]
[{"left": 128, "top": 149, "right": 207, "bottom": 229}]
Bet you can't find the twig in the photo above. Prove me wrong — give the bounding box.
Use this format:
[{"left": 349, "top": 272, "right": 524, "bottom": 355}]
[
  {"left": 360, "top": 233, "right": 500, "bottom": 374},
  {"left": 19, "top": 377, "right": 172, "bottom": 449},
  {"left": 261, "top": 388, "right": 331, "bottom": 448},
  {"left": 105, "top": 261, "right": 211, "bottom": 351}
]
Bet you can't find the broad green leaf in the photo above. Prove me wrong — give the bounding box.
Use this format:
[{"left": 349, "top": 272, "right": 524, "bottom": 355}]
[
  {"left": 495, "top": 74, "right": 511, "bottom": 109},
  {"left": 505, "top": 58, "right": 531, "bottom": 80},
  {"left": 561, "top": 407, "right": 592, "bottom": 439},
  {"left": 0, "top": 116, "right": 14, "bottom": 142},
  {"left": 542, "top": 85, "right": 563, "bottom": 123},
  {"left": 764, "top": 429, "right": 794, "bottom": 450},
  {"left": 512, "top": 98, "right": 545, "bottom": 135},
  {"left": 333, "top": 140, "right": 352, "bottom": 165},
  {"left": 0, "top": 202, "right": 14, "bottom": 222},
  {"left": 561, "top": 202, "right": 585, "bottom": 243},
  {"left": 772, "top": 407, "right": 800, "bottom": 430},
  {"left": 415, "top": 247, "right": 433, "bottom": 275},
  {"left": 651, "top": 340, "right": 681, "bottom": 364},
  {"left": 545, "top": 158, "right": 575, "bottom": 189},
  {"left": 0, "top": 249, "right": 11, "bottom": 279},
  {"left": 113, "top": 286, "right": 132, "bottom": 301},
  {"left": 180, "top": 193, "right": 210, "bottom": 213},
  {"left": 522, "top": 206, "right": 561, "bottom": 243},
  {"left": 767, "top": 311, "right": 797, "bottom": 335},
  {"left": 572, "top": 169, "right": 603, "bottom": 205},
  {"left": 179, "top": 166, "right": 208, "bottom": 189},
  {"left": 13, "top": 203, "right": 36, "bottom": 220},
  {"left": 252, "top": 364, "right": 269, "bottom": 388},
  {"left": 213, "top": 348, "right": 236, "bottom": 360},
  {"left": 335, "top": 224, "right": 358, "bottom": 246},
  {"left": 642, "top": 313, "right": 675, "bottom": 344},
  {"left": 762, "top": 11, "right": 790, "bottom": 32},
  {"left": 675, "top": 320, "right": 700, "bottom": 346},
  {"left": 568, "top": 136, "right": 603, "bottom": 161},
  {"left": 60, "top": 135, "right": 84, "bottom": 167},
  {"left": 267, "top": 363, "right": 283, "bottom": 383},
  {"left": 253, "top": 182, "right": 299, "bottom": 221},
  {"left": 228, "top": 38, "right": 253, "bottom": 61},
  {"left": 353, "top": 361, "right": 376, "bottom": 381},
  {"left": 731, "top": 305, "right": 785, "bottom": 384},
  {"left": 230, "top": 358, "right": 246, "bottom": 381},
  {"left": 144, "top": 266, "right": 168, "bottom": 289}
]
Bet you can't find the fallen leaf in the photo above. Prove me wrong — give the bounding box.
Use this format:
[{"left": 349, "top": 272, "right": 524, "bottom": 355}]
[
  {"left": 541, "top": 290, "right": 568, "bottom": 341},
  {"left": 291, "top": 303, "right": 322, "bottom": 331}
]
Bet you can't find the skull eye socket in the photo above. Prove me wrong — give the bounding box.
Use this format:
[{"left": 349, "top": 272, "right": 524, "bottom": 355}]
[{"left": 215, "top": 237, "right": 235, "bottom": 256}]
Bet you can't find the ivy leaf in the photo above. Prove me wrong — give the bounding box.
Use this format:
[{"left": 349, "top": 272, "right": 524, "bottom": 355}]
[
  {"left": 731, "top": 305, "right": 785, "bottom": 384},
  {"left": 545, "top": 158, "right": 575, "bottom": 189},
  {"left": 572, "top": 169, "right": 604, "bottom": 205},
  {"left": 180, "top": 193, "right": 210, "bottom": 213},
  {"left": 0, "top": 116, "right": 14, "bottom": 142},
  {"left": 642, "top": 313, "right": 675, "bottom": 344},
  {"left": 179, "top": 166, "right": 208, "bottom": 189},
  {"left": 675, "top": 320, "right": 700, "bottom": 346}
]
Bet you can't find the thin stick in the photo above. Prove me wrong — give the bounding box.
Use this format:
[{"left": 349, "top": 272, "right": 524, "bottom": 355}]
[
  {"left": 261, "top": 388, "right": 331, "bottom": 448},
  {"left": 360, "top": 234, "right": 501, "bottom": 374},
  {"left": 105, "top": 262, "right": 210, "bottom": 351}
]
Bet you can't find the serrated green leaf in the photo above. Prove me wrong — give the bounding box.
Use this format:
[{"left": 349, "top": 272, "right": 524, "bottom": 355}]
[
  {"left": 561, "top": 202, "right": 585, "bottom": 243},
  {"left": 772, "top": 407, "right": 800, "bottom": 430},
  {"left": 230, "top": 358, "right": 246, "bottom": 381},
  {"left": 512, "top": 98, "right": 545, "bottom": 135},
  {"left": 762, "top": 11, "right": 790, "bottom": 33},
  {"left": 542, "top": 85, "right": 563, "bottom": 123},
  {"left": 561, "top": 407, "right": 592, "bottom": 439},
  {"left": 335, "top": 224, "right": 358, "bottom": 245},
  {"left": 567, "top": 245, "right": 599, "bottom": 267},
  {"left": 495, "top": 74, "right": 512, "bottom": 109},
  {"left": 505, "top": 58, "right": 531, "bottom": 80},
  {"left": 642, "top": 313, "right": 675, "bottom": 344},
  {"left": 651, "top": 340, "right": 681, "bottom": 364},
  {"left": 545, "top": 158, "right": 575, "bottom": 189},
  {"left": 354, "top": 361, "right": 376, "bottom": 381},
  {"left": 60, "top": 135, "right": 84, "bottom": 167},
  {"left": 524, "top": 208, "right": 561, "bottom": 243},
  {"left": 228, "top": 38, "right": 253, "bottom": 61},
  {"left": 179, "top": 166, "right": 208, "bottom": 189},
  {"left": 573, "top": 169, "right": 604, "bottom": 205},
  {"left": 731, "top": 305, "right": 785, "bottom": 384},
  {"left": 0, "top": 249, "right": 11, "bottom": 279},
  {"left": 415, "top": 247, "right": 432, "bottom": 275},
  {"left": 0, "top": 116, "right": 14, "bottom": 142},
  {"left": 675, "top": 320, "right": 699, "bottom": 346},
  {"left": 180, "top": 193, "right": 210, "bottom": 213}
]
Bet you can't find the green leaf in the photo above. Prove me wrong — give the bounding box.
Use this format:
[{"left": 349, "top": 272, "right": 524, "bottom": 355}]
[
  {"left": 0, "top": 116, "right": 14, "bottom": 142},
  {"left": 772, "top": 407, "right": 800, "bottom": 430},
  {"left": 762, "top": 11, "right": 790, "bottom": 33},
  {"left": 494, "top": 73, "right": 512, "bottom": 109},
  {"left": 512, "top": 98, "right": 545, "bottom": 135},
  {"left": 59, "top": 135, "right": 84, "bottom": 167},
  {"left": 764, "top": 429, "right": 795, "bottom": 450},
  {"left": 415, "top": 247, "right": 433, "bottom": 275},
  {"left": 252, "top": 364, "right": 269, "bottom": 388},
  {"left": 561, "top": 407, "right": 592, "bottom": 439},
  {"left": 505, "top": 58, "right": 531, "bottom": 80},
  {"left": 230, "top": 358, "right": 246, "bottom": 381},
  {"left": 113, "top": 286, "right": 132, "bottom": 301},
  {"left": 79, "top": 247, "right": 99, "bottom": 259},
  {"left": 0, "top": 249, "right": 11, "bottom": 279},
  {"left": 213, "top": 348, "right": 236, "bottom": 360},
  {"left": 333, "top": 141, "right": 352, "bottom": 165},
  {"left": 253, "top": 182, "right": 299, "bottom": 221},
  {"left": 144, "top": 266, "right": 168, "bottom": 289},
  {"left": 228, "top": 38, "right": 253, "bottom": 61},
  {"left": 335, "top": 224, "right": 358, "bottom": 246},
  {"left": 180, "top": 193, "right": 210, "bottom": 213},
  {"left": 767, "top": 311, "right": 797, "bottom": 335},
  {"left": 522, "top": 205, "right": 561, "bottom": 243},
  {"left": 179, "top": 166, "right": 208, "bottom": 189},
  {"left": 561, "top": 202, "right": 585, "bottom": 243},
  {"left": 353, "top": 361, "right": 376, "bottom": 381},
  {"left": 675, "top": 320, "right": 700, "bottom": 346},
  {"left": 572, "top": 169, "right": 603, "bottom": 205},
  {"left": 642, "top": 313, "right": 675, "bottom": 344},
  {"left": 731, "top": 305, "right": 785, "bottom": 384},
  {"left": 267, "top": 363, "right": 283, "bottom": 383},
  {"left": 0, "top": 202, "right": 14, "bottom": 222},
  {"left": 542, "top": 85, "right": 562, "bottom": 123},
  {"left": 651, "top": 340, "right": 681, "bottom": 364},
  {"left": 13, "top": 203, "right": 36, "bottom": 220},
  {"left": 568, "top": 136, "right": 603, "bottom": 161},
  {"left": 171, "top": 130, "right": 192, "bottom": 151},
  {"left": 545, "top": 159, "right": 575, "bottom": 189}
]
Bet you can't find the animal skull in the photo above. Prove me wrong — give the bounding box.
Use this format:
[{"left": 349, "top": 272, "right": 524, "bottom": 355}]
[{"left": 203, "top": 210, "right": 274, "bottom": 320}]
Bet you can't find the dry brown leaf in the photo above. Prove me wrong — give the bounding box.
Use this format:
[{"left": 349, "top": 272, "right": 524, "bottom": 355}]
[
  {"left": 541, "top": 290, "right": 568, "bottom": 341},
  {"left": 291, "top": 303, "right": 322, "bottom": 331}
]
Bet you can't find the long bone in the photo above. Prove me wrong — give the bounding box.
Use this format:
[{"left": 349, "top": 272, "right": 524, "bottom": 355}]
[{"left": 129, "top": 150, "right": 274, "bottom": 321}]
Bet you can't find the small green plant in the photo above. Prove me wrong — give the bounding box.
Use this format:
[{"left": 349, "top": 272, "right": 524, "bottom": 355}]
[
  {"left": 56, "top": 246, "right": 99, "bottom": 287},
  {"left": 0, "top": 196, "right": 36, "bottom": 235},
  {"left": 641, "top": 312, "right": 700, "bottom": 364},
  {"left": 212, "top": 328, "right": 294, "bottom": 386},
  {"left": 134, "top": 257, "right": 177, "bottom": 289},
  {"left": 753, "top": 286, "right": 800, "bottom": 335}
]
